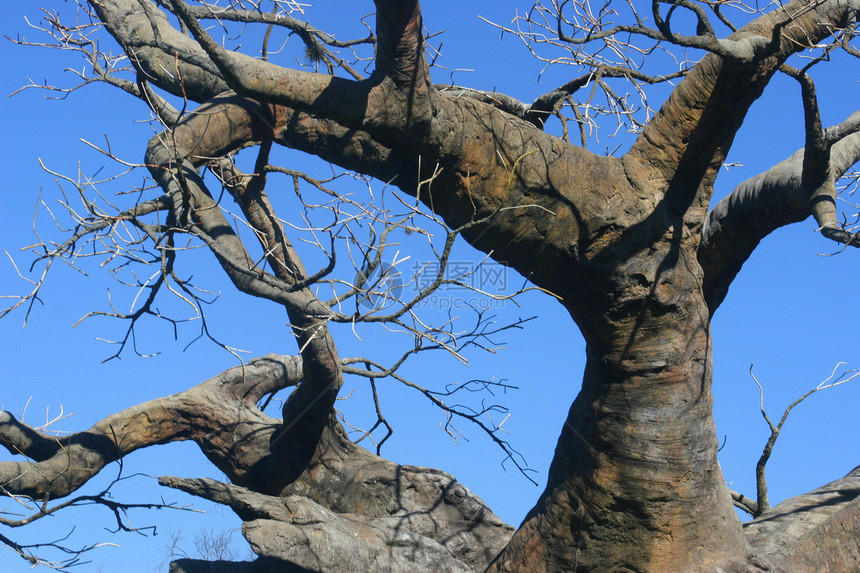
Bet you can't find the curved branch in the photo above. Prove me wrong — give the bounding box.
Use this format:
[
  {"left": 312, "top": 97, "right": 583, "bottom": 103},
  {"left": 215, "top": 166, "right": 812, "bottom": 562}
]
[
  {"left": 86, "top": 0, "right": 228, "bottom": 102},
  {"left": 158, "top": 0, "right": 626, "bottom": 301},
  {"left": 0, "top": 355, "right": 301, "bottom": 499},
  {"left": 160, "top": 477, "right": 473, "bottom": 572},
  {"left": 627, "top": 0, "right": 859, "bottom": 192},
  {"left": 145, "top": 106, "right": 348, "bottom": 450},
  {"left": 85, "top": 0, "right": 632, "bottom": 310},
  {"left": 166, "top": 0, "right": 435, "bottom": 143},
  {"left": 523, "top": 67, "right": 689, "bottom": 129},
  {"left": 699, "top": 111, "right": 860, "bottom": 312},
  {"left": 438, "top": 65, "right": 688, "bottom": 131},
  {"left": 492, "top": 0, "right": 773, "bottom": 63},
  {"left": 157, "top": 0, "right": 374, "bottom": 81},
  {"left": 2, "top": 366, "right": 513, "bottom": 571},
  {"left": 163, "top": 415, "right": 514, "bottom": 571},
  {"left": 788, "top": 69, "right": 860, "bottom": 248}
]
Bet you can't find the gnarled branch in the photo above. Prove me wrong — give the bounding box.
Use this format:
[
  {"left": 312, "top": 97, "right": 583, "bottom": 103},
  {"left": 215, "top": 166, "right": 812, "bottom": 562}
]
[
  {"left": 700, "top": 111, "right": 860, "bottom": 312},
  {"left": 0, "top": 354, "right": 301, "bottom": 499}
]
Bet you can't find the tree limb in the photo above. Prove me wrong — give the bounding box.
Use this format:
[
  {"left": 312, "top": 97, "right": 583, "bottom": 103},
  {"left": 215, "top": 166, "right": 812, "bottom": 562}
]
[
  {"left": 155, "top": 0, "right": 372, "bottom": 80},
  {"left": 730, "top": 488, "right": 759, "bottom": 516},
  {"left": 699, "top": 111, "right": 860, "bottom": 312},
  {"left": 160, "top": 477, "right": 474, "bottom": 572},
  {"left": 744, "top": 465, "right": 860, "bottom": 572},
  {"left": 0, "top": 355, "right": 301, "bottom": 499},
  {"left": 2, "top": 359, "right": 513, "bottom": 571},
  {"left": 159, "top": 421, "right": 515, "bottom": 573},
  {"left": 166, "top": 0, "right": 434, "bottom": 143},
  {"left": 748, "top": 363, "right": 859, "bottom": 516},
  {"left": 84, "top": 0, "right": 638, "bottom": 308},
  {"left": 627, "top": 0, "right": 859, "bottom": 196}
]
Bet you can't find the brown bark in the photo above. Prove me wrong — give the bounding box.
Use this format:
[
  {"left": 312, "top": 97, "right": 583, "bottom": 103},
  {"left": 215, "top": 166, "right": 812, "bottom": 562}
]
[
  {"left": 1, "top": 356, "right": 512, "bottom": 571},
  {"left": 744, "top": 466, "right": 860, "bottom": 572},
  {"left": 0, "top": 355, "right": 301, "bottom": 499},
  {"left": 159, "top": 418, "right": 514, "bottom": 572},
  {"left": 486, "top": 232, "right": 749, "bottom": 571},
  {"left": 485, "top": 3, "right": 859, "bottom": 570}
]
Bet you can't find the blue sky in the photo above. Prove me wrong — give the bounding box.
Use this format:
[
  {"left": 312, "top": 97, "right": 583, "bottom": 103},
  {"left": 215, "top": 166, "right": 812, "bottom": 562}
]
[{"left": 1, "top": 2, "right": 858, "bottom": 571}]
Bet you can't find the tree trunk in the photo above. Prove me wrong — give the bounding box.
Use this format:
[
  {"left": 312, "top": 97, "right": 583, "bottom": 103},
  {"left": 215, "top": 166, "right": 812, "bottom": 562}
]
[{"left": 488, "top": 230, "right": 750, "bottom": 571}]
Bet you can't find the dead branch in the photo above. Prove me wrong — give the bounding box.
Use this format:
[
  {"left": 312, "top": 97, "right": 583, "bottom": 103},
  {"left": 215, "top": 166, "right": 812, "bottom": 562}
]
[{"left": 743, "top": 362, "right": 860, "bottom": 516}]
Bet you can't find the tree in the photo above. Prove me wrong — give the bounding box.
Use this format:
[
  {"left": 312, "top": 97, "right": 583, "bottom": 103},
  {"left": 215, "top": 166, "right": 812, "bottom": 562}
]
[{"left": 1, "top": 0, "right": 858, "bottom": 572}]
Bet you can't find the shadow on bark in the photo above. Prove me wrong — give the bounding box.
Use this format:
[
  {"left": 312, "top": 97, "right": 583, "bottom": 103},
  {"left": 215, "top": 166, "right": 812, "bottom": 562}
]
[
  {"left": 160, "top": 415, "right": 513, "bottom": 572},
  {"left": 744, "top": 465, "right": 860, "bottom": 572}
]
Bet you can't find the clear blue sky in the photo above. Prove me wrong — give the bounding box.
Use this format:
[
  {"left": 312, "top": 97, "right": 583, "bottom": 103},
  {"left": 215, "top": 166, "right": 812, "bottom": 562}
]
[{"left": 1, "top": 2, "right": 858, "bottom": 571}]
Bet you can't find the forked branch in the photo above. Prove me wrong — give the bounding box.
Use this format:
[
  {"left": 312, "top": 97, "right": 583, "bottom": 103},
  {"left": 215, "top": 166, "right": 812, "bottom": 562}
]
[{"left": 732, "top": 362, "right": 860, "bottom": 517}]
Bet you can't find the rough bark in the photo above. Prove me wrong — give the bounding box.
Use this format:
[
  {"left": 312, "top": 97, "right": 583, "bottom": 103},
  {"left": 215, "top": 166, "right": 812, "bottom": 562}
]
[
  {"left": 160, "top": 472, "right": 509, "bottom": 573},
  {"left": 745, "top": 466, "right": 860, "bottom": 572},
  {"left": 487, "top": 3, "right": 860, "bottom": 570}
]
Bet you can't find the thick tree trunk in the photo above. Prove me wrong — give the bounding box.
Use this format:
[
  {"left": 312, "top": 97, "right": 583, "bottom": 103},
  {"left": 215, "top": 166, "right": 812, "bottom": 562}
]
[{"left": 489, "top": 243, "right": 750, "bottom": 571}]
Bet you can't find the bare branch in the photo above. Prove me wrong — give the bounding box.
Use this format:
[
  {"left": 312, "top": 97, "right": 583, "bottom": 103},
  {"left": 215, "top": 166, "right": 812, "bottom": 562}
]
[
  {"left": 343, "top": 359, "right": 538, "bottom": 486},
  {"left": 729, "top": 488, "right": 759, "bottom": 517},
  {"left": 155, "top": 0, "right": 373, "bottom": 80},
  {"left": 747, "top": 362, "right": 860, "bottom": 516}
]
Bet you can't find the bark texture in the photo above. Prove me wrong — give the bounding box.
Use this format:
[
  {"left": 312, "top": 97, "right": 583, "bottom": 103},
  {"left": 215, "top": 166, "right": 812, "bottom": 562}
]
[{"left": 744, "top": 466, "right": 860, "bottom": 572}]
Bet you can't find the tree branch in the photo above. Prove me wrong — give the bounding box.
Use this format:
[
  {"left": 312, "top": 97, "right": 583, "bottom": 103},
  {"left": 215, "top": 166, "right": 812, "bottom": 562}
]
[
  {"left": 2, "top": 362, "right": 513, "bottom": 571},
  {"left": 783, "top": 65, "right": 860, "bottom": 249},
  {"left": 81, "top": 0, "right": 635, "bottom": 311},
  {"left": 744, "top": 465, "right": 860, "bottom": 572},
  {"left": 159, "top": 476, "right": 474, "bottom": 572},
  {"left": 160, "top": 410, "right": 515, "bottom": 572},
  {"left": 747, "top": 362, "right": 860, "bottom": 516},
  {"left": 627, "top": 0, "right": 859, "bottom": 195},
  {"left": 165, "top": 0, "right": 434, "bottom": 143},
  {"left": 729, "top": 488, "right": 759, "bottom": 517},
  {"left": 700, "top": 110, "right": 860, "bottom": 312},
  {"left": 0, "top": 355, "right": 301, "bottom": 499},
  {"left": 155, "top": 0, "right": 373, "bottom": 80}
]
